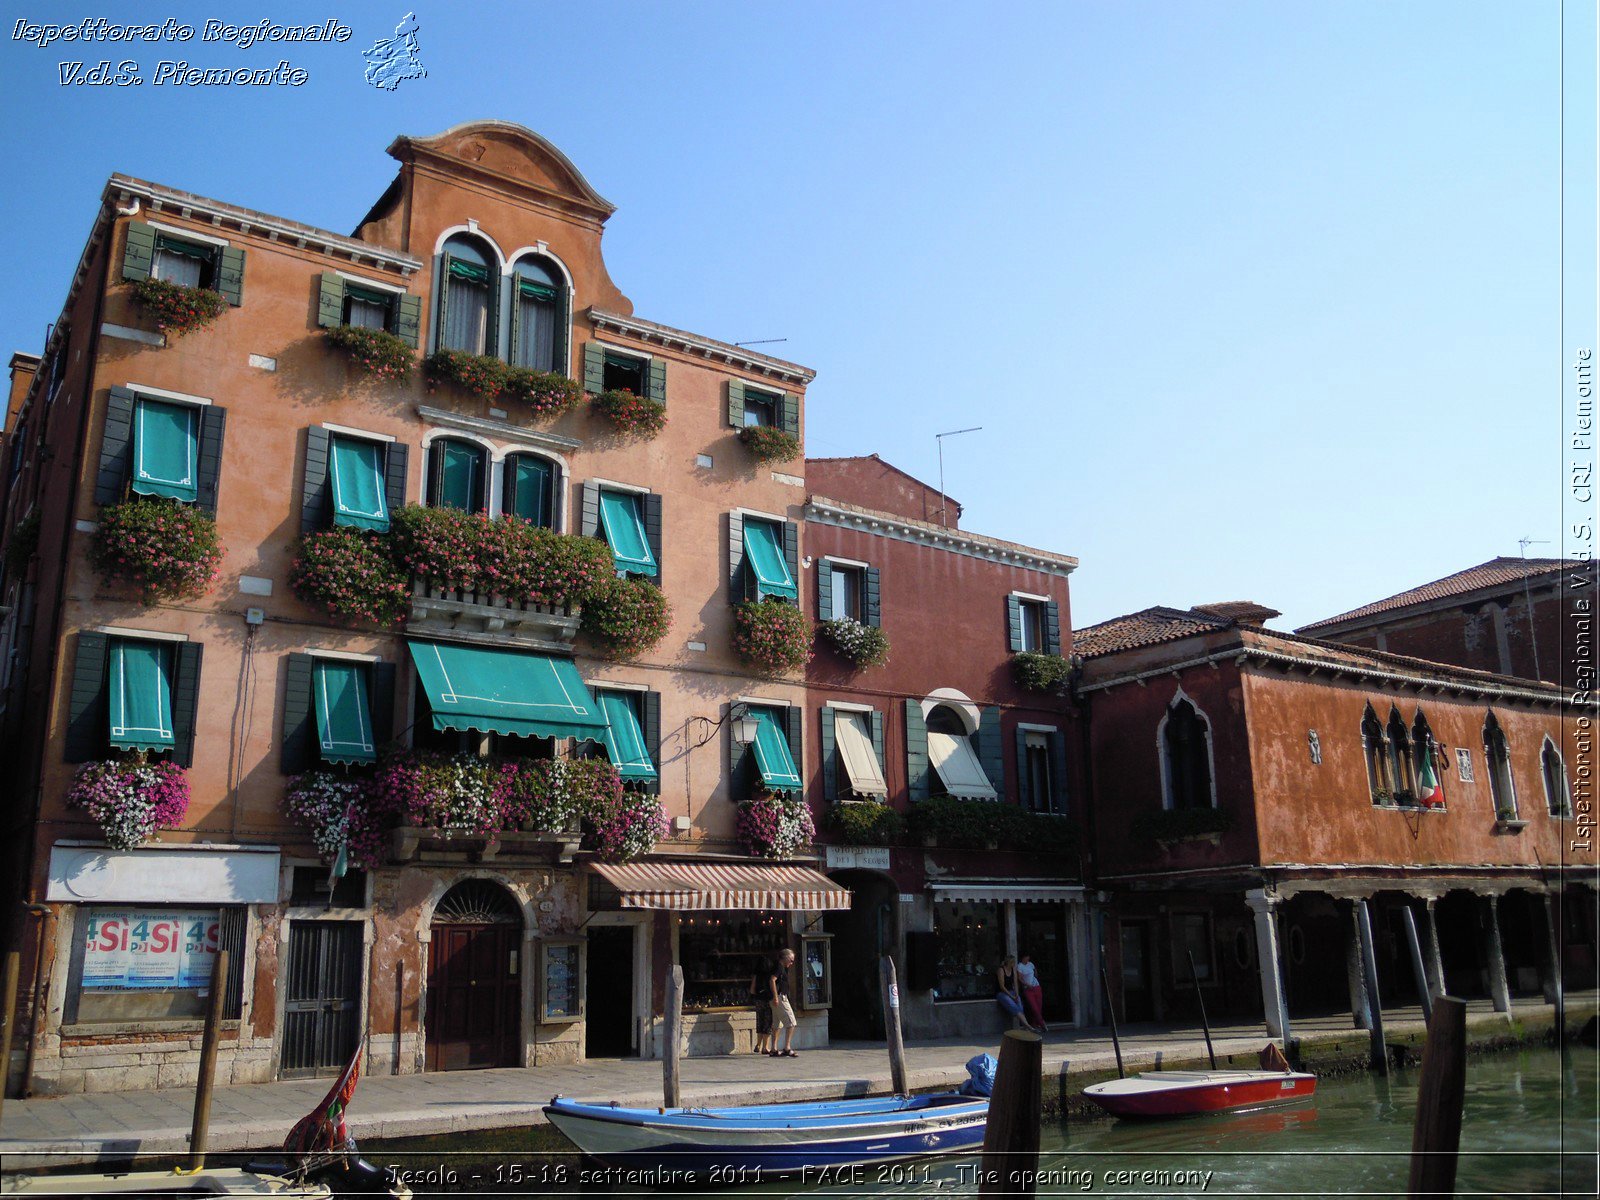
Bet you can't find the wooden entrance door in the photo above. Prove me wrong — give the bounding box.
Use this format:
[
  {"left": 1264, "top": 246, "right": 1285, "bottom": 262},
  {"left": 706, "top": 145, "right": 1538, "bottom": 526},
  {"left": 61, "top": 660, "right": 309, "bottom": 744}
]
[
  {"left": 1020, "top": 908, "right": 1072, "bottom": 1023},
  {"left": 281, "top": 920, "right": 363, "bottom": 1078},
  {"left": 425, "top": 881, "right": 522, "bottom": 1072},
  {"left": 1119, "top": 920, "right": 1155, "bottom": 1022}
]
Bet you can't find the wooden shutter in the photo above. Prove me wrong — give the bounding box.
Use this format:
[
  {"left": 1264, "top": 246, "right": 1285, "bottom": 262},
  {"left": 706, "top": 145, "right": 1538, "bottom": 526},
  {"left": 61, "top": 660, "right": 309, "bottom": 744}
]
[
  {"left": 216, "top": 247, "right": 245, "bottom": 307},
  {"left": 122, "top": 221, "right": 155, "bottom": 281},
  {"left": 977, "top": 706, "right": 1004, "bottom": 796},
  {"left": 171, "top": 642, "right": 203, "bottom": 768},
  {"left": 371, "top": 661, "right": 397, "bottom": 751},
  {"left": 784, "top": 706, "right": 803, "bottom": 786},
  {"left": 580, "top": 481, "right": 601, "bottom": 539},
  {"left": 727, "top": 512, "right": 745, "bottom": 603},
  {"left": 301, "top": 427, "right": 331, "bottom": 535},
  {"left": 280, "top": 653, "right": 315, "bottom": 773},
  {"left": 552, "top": 465, "right": 566, "bottom": 531},
  {"left": 820, "top": 707, "right": 837, "bottom": 803},
  {"left": 483, "top": 269, "right": 500, "bottom": 358},
  {"left": 555, "top": 287, "right": 572, "bottom": 377},
  {"left": 383, "top": 442, "right": 409, "bottom": 515},
  {"left": 646, "top": 358, "right": 667, "bottom": 406},
  {"left": 781, "top": 392, "right": 800, "bottom": 436},
  {"left": 727, "top": 381, "right": 746, "bottom": 428},
  {"left": 316, "top": 273, "right": 345, "bottom": 328},
  {"left": 195, "top": 405, "right": 227, "bottom": 515},
  {"left": 816, "top": 561, "right": 833, "bottom": 621},
  {"left": 782, "top": 521, "right": 799, "bottom": 589},
  {"left": 1045, "top": 600, "right": 1062, "bottom": 655},
  {"left": 582, "top": 342, "right": 605, "bottom": 393},
  {"left": 904, "top": 699, "right": 930, "bottom": 801},
  {"left": 642, "top": 691, "right": 662, "bottom": 797},
  {"left": 94, "top": 387, "right": 136, "bottom": 505},
  {"left": 870, "top": 710, "right": 885, "bottom": 770},
  {"left": 1006, "top": 595, "right": 1024, "bottom": 652},
  {"left": 1015, "top": 727, "right": 1033, "bottom": 811},
  {"left": 1049, "top": 729, "right": 1069, "bottom": 814},
  {"left": 864, "top": 567, "right": 882, "bottom": 628},
  {"left": 64, "top": 632, "right": 109, "bottom": 762},
  {"left": 433, "top": 258, "right": 449, "bottom": 353},
  {"left": 395, "top": 294, "right": 422, "bottom": 348},
  {"left": 728, "top": 703, "right": 751, "bottom": 799},
  {"left": 642, "top": 493, "right": 664, "bottom": 584}
]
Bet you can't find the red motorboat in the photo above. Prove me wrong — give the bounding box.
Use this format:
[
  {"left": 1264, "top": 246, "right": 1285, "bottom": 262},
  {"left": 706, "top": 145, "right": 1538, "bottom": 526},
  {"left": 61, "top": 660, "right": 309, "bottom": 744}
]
[{"left": 1082, "top": 1069, "right": 1317, "bottom": 1119}]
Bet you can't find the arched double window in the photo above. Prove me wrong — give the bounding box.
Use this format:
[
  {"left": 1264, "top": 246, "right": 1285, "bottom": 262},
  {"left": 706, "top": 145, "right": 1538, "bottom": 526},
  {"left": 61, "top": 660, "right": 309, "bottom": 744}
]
[
  {"left": 437, "top": 235, "right": 497, "bottom": 356},
  {"left": 427, "top": 438, "right": 487, "bottom": 512},
  {"left": 1542, "top": 737, "right": 1572, "bottom": 818},
  {"left": 501, "top": 452, "right": 559, "bottom": 528},
  {"left": 1483, "top": 712, "right": 1517, "bottom": 819},
  {"left": 1361, "top": 704, "right": 1393, "bottom": 803},
  {"left": 509, "top": 255, "right": 569, "bottom": 375},
  {"left": 1161, "top": 696, "right": 1214, "bottom": 811}
]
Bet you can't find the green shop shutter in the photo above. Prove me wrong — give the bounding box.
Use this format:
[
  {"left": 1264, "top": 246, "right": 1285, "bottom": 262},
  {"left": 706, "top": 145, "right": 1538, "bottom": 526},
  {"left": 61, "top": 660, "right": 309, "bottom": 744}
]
[
  {"left": 904, "top": 699, "right": 930, "bottom": 801},
  {"left": 742, "top": 519, "right": 796, "bottom": 601},
  {"left": 195, "top": 406, "right": 226, "bottom": 515},
  {"left": 597, "top": 490, "right": 658, "bottom": 577},
  {"left": 316, "top": 273, "right": 346, "bottom": 329},
  {"left": 329, "top": 436, "right": 390, "bottom": 532},
  {"left": 65, "top": 632, "right": 110, "bottom": 762},
  {"left": 642, "top": 494, "right": 664, "bottom": 584},
  {"left": 750, "top": 707, "right": 802, "bottom": 792},
  {"left": 816, "top": 562, "right": 833, "bottom": 621},
  {"left": 95, "top": 387, "right": 136, "bottom": 505},
  {"left": 864, "top": 567, "right": 882, "bottom": 628},
  {"left": 727, "top": 512, "right": 745, "bottom": 602},
  {"left": 641, "top": 691, "right": 662, "bottom": 797},
  {"left": 216, "top": 247, "right": 245, "bottom": 307},
  {"left": 1045, "top": 600, "right": 1062, "bottom": 656},
  {"left": 1015, "top": 727, "right": 1033, "bottom": 811},
  {"left": 370, "top": 661, "right": 397, "bottom": 750},
  {"left": 280, "top": 653, "right": 315, "bottom": 774},
  {"left": 781, "top": 392, "right": 800, "bottom": 436},
  {"left": 580, "top": 481, "right": 601, "bottom": 539},
  {"left": 383, "top": 442, "right": 409, "bottom": 516},
  {"left": 130, "top": 399, "right": 199, "bottom": 504},
  {"left": 407, "top": 640, "right": 609, "bottom": 740},
  {"left": 171, "top": 642, "right": 203, "bottom": 768},
  {"left": 1049, "top": 729, "right": 1069, "bottom": 815},
  {"left": 820, "top": 707, "right": 837, "bottom": 803},
  {"left": 395, "top": 294, "right": 422, "bottom": 348},
  {"left": 977, "top": 706, "right": 1004, "bottom": 797},
  {"left": 314, "top": 660, "right": 377, "bottom": 764},
  {"left": 582, "top": 343, "right": 605, "bottom": 393},
  {"left": 646, "top": 359, "right": 667, "bottom": 406},
  {"left": 727, "top": 381, "right": 746, "bottom": 428},
  {"left": 1006, "top": 595, "right": 1024, "bottom": 652},
  {"left": 599, "top": 692, "right": 657, "bottom": 782},
  {"left": 122, "top": 221, "right": 155, "bottom": 282},
  {"left": 108, "top": 639, "right": 176, "bottom": 752},
  {"left": 301, "top": 427, "right": 331, "bottom": 534}
]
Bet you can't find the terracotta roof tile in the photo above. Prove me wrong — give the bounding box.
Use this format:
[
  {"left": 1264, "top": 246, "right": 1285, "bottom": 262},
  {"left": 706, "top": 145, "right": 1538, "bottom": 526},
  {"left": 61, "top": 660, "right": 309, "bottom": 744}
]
[
  {"left": 1071, "top": 606, "right": 1234, "bottom": 658},
  {"left": 1297, "top": 557, "right": 1584, "bottom": 631}
]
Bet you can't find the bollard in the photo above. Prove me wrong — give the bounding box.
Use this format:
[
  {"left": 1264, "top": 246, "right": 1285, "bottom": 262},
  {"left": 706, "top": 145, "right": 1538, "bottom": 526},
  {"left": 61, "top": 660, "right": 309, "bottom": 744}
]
[
  {"left": 979, "top": 1029, "right": 1042, "bottom": 1199},
  {"left": 880, "top": 955, "right": 909, "bottom": 1098},
  {"left": 1356, "top": 900, "right": 1388, "bottom": 1075},
  {"left": 1407, "top": 996, "right": 1466, "bottom": 1199},
  {"left": 1400, "top": 906, "right": 1433, "bottom": 1024},
  {"left": 188, "top": 949, "right": 230, "bottom": 1171},
  {"left": 663, "top": 964, "right": 683, "bottom": 1109}
]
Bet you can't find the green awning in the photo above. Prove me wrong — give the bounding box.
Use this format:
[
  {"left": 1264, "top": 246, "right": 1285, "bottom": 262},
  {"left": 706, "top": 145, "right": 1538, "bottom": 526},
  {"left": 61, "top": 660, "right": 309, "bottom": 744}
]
[
  {"left": 408, "top": 641, "right": 608, "bottom": 740},
  {"left": 750, "top": 707, "right": 801, "bottom": 792},
  {"left": 507, "top": 455, "right": 552, "bottom": 525},
  {"left": 314, "top": 660, "right": 376, "bottom": 764},
  {"left": 742, "top": 519, "right": 795, "bottom": 600},
  {"left": 598, "top": 490, "right": 657, "bottom": 577},
  {"left": 599, "top": 693, "right": 657, "bottom": 781},
  {"left": 330, "top": 436, "right": 389, "bottom": 532},
  {"left": 108, "top": 639, "right": 175, "bottom": 752},
  {"left": 517, "top": 278, "right": 557, "bottom": 302},
  {"left": 447, "top": 256, "right": 489, "bottom": 283},
  {"left": 436, "top": 441, "right": 482, "bottom": 511},
  {"left": 131, "top": 399, "right": 198, "bottom": 504}
]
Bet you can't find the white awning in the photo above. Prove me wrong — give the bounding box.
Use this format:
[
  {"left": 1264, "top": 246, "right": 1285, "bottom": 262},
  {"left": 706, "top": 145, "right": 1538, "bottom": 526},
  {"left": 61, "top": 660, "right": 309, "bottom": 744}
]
[
  {"left": 835, "top": 710, "right": 887, "bottom": 797},
  {"left": 930, "top": 881, "right": 1085, "bottom": 903},
  {"left": 927, "top": 730, "right": 996, "bottom": 799},
  {"left": 47, "top": 843, "right": 281, "bottom": 904},
  {"left": 590, "top": 861, "right": 852, "bottom": 911}
]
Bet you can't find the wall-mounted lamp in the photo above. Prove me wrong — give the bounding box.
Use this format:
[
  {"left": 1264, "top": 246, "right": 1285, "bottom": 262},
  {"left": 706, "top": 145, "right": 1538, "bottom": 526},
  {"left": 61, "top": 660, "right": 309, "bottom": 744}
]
[{"left": 732, "top": 706, "right": 761, "bottom": 746}]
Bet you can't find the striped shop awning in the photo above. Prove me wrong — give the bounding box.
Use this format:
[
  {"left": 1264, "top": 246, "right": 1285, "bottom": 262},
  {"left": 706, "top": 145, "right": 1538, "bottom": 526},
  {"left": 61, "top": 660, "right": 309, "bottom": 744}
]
[{"left": 589, "top": 861, "right": 852, "bottom": 912}]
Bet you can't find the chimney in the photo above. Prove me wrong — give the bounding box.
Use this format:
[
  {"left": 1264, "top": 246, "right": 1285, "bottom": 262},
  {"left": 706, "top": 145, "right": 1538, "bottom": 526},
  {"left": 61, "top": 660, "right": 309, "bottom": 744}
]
[{"left": 1192, "top": 601, "right": 1280, "bottom": 630}]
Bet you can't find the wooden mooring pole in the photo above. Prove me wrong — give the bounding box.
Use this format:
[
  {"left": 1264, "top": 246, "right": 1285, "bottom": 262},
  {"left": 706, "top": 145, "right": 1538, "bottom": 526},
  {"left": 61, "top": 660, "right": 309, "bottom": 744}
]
[
  {"left": 1099, "top": 962, "right": 1125, "bottom": 1079},
  {"left": 187, "top": 949, "right": 229, "bottom": 1171},
  {"left": 1187, "top": 951, "right": 1217, "bottom": 1070},
  {"left": 1407, "top": 996, "right": 1466, "bottom": 1199},
  {"left": 663, "top": 964, "right": 683, "bottom": 1109},
  {"left": 880, "top": 955, "right": 909, "bottom": 1097},
  {"left": 1356, "top": 899, "right": 1389, "bottom": 1075},
  {"left": 979, "top": 1029, "right": 1042, "bottom": 1200},
  {"left": 0, "top": 949, "right": 20, "bottom": 1125},
  {"left": 1400, "top": 906, "right": 1433, "bottom": 1025}
]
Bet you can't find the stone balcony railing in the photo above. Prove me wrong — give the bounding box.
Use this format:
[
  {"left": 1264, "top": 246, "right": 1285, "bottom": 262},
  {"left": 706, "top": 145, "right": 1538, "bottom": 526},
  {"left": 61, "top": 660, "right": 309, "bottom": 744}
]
[
  {"left": 406, "top": 578, "right": 579, "bottom": 649},
  {"left": 392, "top": 824, "right": 583, "bottom": 864}
]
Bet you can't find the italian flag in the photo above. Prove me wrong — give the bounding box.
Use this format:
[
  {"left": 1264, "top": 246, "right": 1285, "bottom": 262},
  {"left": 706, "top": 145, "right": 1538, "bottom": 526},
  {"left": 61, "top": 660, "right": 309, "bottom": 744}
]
[{"left": 1417, "top": 746, "right": 1445, "bottom": 808}]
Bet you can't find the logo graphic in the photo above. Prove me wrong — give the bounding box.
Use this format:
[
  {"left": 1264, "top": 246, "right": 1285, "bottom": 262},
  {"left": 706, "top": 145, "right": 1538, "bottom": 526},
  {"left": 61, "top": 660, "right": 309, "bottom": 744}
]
[{"left": 362, "top": 11, "right": 425, "bottom": 91}]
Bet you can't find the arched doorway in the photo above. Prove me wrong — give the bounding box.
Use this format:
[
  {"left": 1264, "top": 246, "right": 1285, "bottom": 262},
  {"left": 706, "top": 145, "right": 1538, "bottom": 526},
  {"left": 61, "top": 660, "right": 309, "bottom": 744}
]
[
  {"left": 426, "top": 879, "right": 523, "bottom": 1071},
  {"left": 823, "top": 869, "right": 896, "bottom": 1040}
]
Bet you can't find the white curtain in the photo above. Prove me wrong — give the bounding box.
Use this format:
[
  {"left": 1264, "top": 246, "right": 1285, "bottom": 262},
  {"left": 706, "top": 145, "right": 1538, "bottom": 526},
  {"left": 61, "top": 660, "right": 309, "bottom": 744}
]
[
  {"left": 516, "top": 295, "right": 556, "bottom": 370},
  {"left": 443, "top": 280, "right": 488, "bottom": 353},
  {"left": 153, "top": 249, "right": 203, "bottom": 287}
]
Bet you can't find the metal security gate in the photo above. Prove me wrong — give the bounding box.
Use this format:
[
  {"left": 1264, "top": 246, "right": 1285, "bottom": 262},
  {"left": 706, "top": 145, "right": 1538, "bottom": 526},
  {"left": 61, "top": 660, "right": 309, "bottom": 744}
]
[{"left": 281, "top": 920, "right": 364, "bottom": 1078}]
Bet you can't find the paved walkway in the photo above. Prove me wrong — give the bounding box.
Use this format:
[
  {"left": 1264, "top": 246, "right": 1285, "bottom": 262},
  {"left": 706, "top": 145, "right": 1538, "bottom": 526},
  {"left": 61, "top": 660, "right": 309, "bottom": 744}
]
[{"left": 0, "top": 994, "right": 1586, "bottom": 1169}]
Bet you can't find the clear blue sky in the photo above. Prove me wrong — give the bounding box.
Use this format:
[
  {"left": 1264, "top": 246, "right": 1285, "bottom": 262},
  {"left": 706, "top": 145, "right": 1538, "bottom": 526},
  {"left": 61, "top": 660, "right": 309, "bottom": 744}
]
[{"left": 2, "top": 1, "right": 1591, "bottom": 631}]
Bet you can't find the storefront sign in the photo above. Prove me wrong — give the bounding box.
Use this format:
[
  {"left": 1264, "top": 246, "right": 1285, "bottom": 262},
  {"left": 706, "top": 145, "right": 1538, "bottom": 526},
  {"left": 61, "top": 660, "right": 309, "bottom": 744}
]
[
  {"left": 80, "top": 909, "right": 219, "bottom": 990},
  {"left": 48, "top": 844, "right": 280, "bottom": 904},
  {"left": 823, "top": 846, "right": 891, "bottom": 871}
]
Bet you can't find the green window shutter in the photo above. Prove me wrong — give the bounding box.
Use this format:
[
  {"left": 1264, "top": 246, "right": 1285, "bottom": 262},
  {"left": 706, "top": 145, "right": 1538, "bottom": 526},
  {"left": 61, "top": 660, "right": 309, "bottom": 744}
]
[
  {"left": 782, "top": 521, "right": 799, "bottom": 591},
  {"left": 280, "top": 652, "right": 315, "bottom": 773},
  {"left": 598, "top": 490, "right": 658, "bottom": 577},
  {"left": 108, "top": 639, "right": 175, "bottom": 754},
  {"left": 864, "top": 567, "right": 882, "bottom": 628},
  {"left": 122, "top": 222, "right": 156, "bottom": 282},
  {"left": 94, "top": 387, "right": 136, "bottom": 505},
  {"left": 314, "top": 660, "right": 377, "bottom": 764},
  {"left": 330, "top": 436, "right": 389, "bottom": 531},
  {"left": 582, "top": 342, "right": 605, "bottom": 393},
  {"left": 1049, "top": 729, "right": 1069, "bottom": 815},
  {"left": 728, "top": 702, "right": 752, "bottom": 798},
  {"left": 598, "top": 692, "right": 658, "bottom": 782},
  {"left": 555, "top": 286, "right": 572, "bottom": 377},
  {"left": 1006, "top": 595, "right": 1024, "bottom": 652},
  {"left": 170, "top": 642, "right": 203, "bottom": 768},
  {"left": 641, "top": 691, "right": 662, "bottom": 797},
  {"left": 870, "top": 710, "right": 885, "bottom": 768},
  {"left": 432, "top": 440, "right": 484, "bottom": 511},
  {"left": 977, "top": 706, "right": 1004, "bottom": 796},
  {"left": 383, "top": 442, "right": 409, "bottom": 516},
  {"left": 370, "top": 661, "right": 397, "bottom": 751},
  {"left": 1045, "top": 601, "right": 1062, "bottom": 655},
  {"left": 130, "top": 399, "right": 199, "bottom": 504},
  {"left": 505, "top": 455, "right": 553, "bottom": 526},
  {"left": 580, "top": 481, "right": 601, "bottom": 539},
  {"left": 433, "top": 257, "right": 449, "bottom": 352},
  {"left": 820, "top": 707, "right": 837, "bottom": 803},
  {"left": 1015, "top": 727, "right": 1033, "bottom": 811},
  {"left": 904, "top": 699, "right": 930, "bottom": 801},
  {"left": 742, "top": 519, "right": 797, "bottom": 600},
  {"left": 195, "top": 405, "right": 226, "bottom": 515},
  {"left": 394, "top": 293, "right": 422, "bottom": 348},
  {"left": 317, "top": 273, "right": 346, "bottom": 329},
  {"left": 727, "top": 381, "right": 746, "bottom": 428},
  {"left": 64, "top": 632, "right": 110, "bottom": 762},
  {"left": 781, "top": 392, "right": 800, "bottom": 436},
  {"left": 727, "top": 511, "right": 745, "bottom": 602},
  {"left": 784, "top": 707, "right": 804, "bottom": 791},
  {"left": 642, "top": 493, "right": 664, "bottom": 584},
  {"left": 646, "top": 358, "right": 667, "bottom": 406},
  {"left": 484, "top": 267, "right": 500, "bottom": 359},
  {"left": 216, "top": 247, "right": 245, "bottom": 307},
  {"left": 301, "top": 427, "right": 331, "bottom": 535},
  {"left": 816, "top": 561, "right": 833, "bottom": 619}
]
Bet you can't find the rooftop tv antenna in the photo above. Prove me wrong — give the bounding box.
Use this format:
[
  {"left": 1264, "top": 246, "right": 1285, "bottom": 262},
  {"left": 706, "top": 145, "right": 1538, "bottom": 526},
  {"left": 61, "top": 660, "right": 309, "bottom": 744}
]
[
  {"left": 935, "top": 426, "right": 982, "bottom": 527},
  {"left": 1517, "top": 536, "right": 1550, "bottom": 680},
  {"left": 732, "top": 338, "right": 788, "bottom": 348}
]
